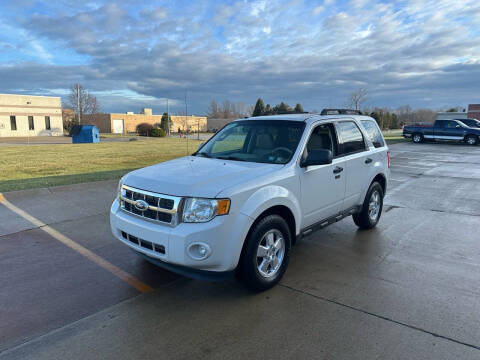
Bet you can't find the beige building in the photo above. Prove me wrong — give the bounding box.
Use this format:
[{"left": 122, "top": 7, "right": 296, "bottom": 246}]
[
  {"left": 83, "top": 108, "right": 207, "bottom": 134},
  {"left": 0, "top": 94, "right": 64, "bottom": 137}
]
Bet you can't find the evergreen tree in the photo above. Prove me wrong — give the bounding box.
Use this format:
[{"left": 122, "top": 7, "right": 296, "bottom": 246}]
[
  {"left": 264, "top": 104, "right": 272, "bottom": 115},
  {"left": 160, "top": 112, "right": 171, "bottom": 132},
  {"left": 276, "top": 102, "right": 290, "bottom": 114},
  {"left": 294, "top": 103, "right": 304, "bottom": 113},
  {"left": 252, "top": 98, "right": 265, "bottom": 117}
]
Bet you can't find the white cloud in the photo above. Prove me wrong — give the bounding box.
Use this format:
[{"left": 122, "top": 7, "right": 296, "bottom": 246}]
[{"left": 2, "top": 0, "right": 480, "bottom": 113}]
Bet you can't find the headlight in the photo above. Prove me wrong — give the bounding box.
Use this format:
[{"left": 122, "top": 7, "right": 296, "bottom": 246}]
[
  {"left": 117, "top": 177, "right": 125, "bottom": 199},
  {"left": 182, "top": 198, "right": 230, "bottom": 223}
]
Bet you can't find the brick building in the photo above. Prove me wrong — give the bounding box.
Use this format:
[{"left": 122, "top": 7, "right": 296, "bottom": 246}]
[
  {"left": 467, "top": 104, "right": 480, "bottom": 120},
  {"left": 83, "top": 108, "right": 207, "bottom": 134},
  {"left": 0, "top": 94, "right": 64, "bottom": 137}
]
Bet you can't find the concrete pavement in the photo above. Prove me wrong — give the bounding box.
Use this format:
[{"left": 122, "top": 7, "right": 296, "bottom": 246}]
[{"left": 1, "top": 141, "right": 480, "bottom": 359}]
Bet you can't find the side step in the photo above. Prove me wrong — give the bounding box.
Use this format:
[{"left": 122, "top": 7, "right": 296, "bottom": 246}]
[{"left": 299, "top": 206, "right": 360, "bottom": 239}]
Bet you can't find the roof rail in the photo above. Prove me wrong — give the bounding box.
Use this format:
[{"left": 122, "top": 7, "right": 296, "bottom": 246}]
[{"left": 321, "top": 108, "right": 363, "bottom": 115}]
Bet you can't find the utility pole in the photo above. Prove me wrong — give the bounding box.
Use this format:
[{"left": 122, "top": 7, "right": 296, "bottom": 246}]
[
  {"left": 166, "top": 98, "right": 170, "bottom": 136},
  {"left": 185, "top": 91, "right": 188, "bottom": 154},
  {"left": 76, "top": 84, "right": 81, "bottom": 125}
]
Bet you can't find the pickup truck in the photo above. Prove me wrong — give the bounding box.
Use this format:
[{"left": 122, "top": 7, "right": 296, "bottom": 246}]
[
  {"left": 403, "top": 119, "right": 480, "bottom": 145},
  {"left": 110, "top": 113, "right": 390, "bottom": 290}
]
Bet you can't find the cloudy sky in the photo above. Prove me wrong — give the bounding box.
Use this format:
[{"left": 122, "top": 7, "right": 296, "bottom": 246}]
[{"left": 0, "top": 0, "right": 479, "bottom": 114}]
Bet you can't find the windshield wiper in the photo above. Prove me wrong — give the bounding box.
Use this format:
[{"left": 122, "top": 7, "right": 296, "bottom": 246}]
[
  {"left": 215, "top": 156, "right": 247, "bottom": 162},
  {"left": 195, "top": 152, "right": 212, "bottom": 158}
]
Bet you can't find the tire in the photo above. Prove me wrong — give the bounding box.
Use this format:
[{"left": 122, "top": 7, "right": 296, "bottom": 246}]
[
  {"left": 353, "top": 182, "right": 384, "bottom": 230},
  {"left": 239, "top": 215, "right": 291, "bottom": 291},
  {"left": 465, "top": 135, "right": 478, "bottom": 146},
  {"left": 412, "top": 133, "right": 423, "bottom": 143}
]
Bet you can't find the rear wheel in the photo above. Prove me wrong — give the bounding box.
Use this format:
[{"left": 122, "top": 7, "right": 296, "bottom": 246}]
[
  {"left": 239, "top": 215, "right": 291, "bottom": 291},
  {"left": 412, "top": 133, "right": 423, "bottom": 143},
  {"left": 353, "top": 182, "right": 384, "bottom": 230},
  {"left": 465, "top": 135, "right": 478, "bottom": 146}
]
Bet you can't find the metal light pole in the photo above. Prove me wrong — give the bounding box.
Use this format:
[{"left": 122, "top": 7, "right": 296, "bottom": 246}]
[{"left": 76, "top": 84, "right": 81, "bottom": 125}]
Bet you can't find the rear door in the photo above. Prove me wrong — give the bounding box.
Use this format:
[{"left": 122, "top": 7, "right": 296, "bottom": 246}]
[
  {"left": 299, "top": 122, "right": 346, "bottom": 227},
  {"left": 335, "top": 120, "right": 371, "bottom": 210}
]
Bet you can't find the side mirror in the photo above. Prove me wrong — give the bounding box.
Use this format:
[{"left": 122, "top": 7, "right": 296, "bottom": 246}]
[
  {"left": 455, "top": 125, "right": 460, "bottom": 128},
  {"left": 301, "top": 149, "right": 333, "bottom": 167}
]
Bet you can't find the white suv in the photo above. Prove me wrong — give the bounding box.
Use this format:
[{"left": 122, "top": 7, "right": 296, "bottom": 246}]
[{"left": 110, "top": 113, "right": 390, "bottom": 290}]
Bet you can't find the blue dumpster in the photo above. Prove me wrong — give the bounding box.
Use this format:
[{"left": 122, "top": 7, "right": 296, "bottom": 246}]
[{"left": 70, "top": 125, "right": 100, "bottom": 144}]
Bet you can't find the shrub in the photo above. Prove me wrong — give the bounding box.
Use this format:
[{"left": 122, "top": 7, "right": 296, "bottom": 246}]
[
  {"left": 136, "top": 123, "right": 153, "bottom": 136},
  {"left": 151, "top": 128, "right": 166, "bottom": 137}
]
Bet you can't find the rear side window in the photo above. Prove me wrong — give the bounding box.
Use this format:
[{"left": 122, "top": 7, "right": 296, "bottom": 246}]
[
  {"left": 336, "top": 121, "right": 366, "bottom": 155},
  {"left": 361, "top": 120, "right": 385, "bottom": 148}
]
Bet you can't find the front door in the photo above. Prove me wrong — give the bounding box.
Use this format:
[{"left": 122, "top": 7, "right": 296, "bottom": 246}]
[
  {"left": 300, "top": 122, "right": 346, "bottom": 228},
  {"left": 435, "top": 120, "right": 465, "bottom": 141}
]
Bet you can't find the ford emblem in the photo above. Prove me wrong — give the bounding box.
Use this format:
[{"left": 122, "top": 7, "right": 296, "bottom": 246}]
[{"left": 134, "top": 199, "right": 149, "bottom": 212}]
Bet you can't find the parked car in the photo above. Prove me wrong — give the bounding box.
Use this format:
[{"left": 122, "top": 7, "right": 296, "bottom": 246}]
[
  {"left": 110, "top": 112, "right": 390, "bottom": 290},
  {"left": 457, "top": 118, "right": 480, "bottom": 128},
  {"left": 403, "top": 119, "right": 480, "bottom": 145}
]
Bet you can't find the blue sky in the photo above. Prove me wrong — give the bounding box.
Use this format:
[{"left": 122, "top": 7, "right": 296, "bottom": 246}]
[{"left": 0, "top": 0, "right": 479, "bottom": 114}]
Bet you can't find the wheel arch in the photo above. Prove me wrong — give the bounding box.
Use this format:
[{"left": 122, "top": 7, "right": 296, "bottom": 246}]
[{"left": 236, "top": 204, "right": 297, "bottom": 277}]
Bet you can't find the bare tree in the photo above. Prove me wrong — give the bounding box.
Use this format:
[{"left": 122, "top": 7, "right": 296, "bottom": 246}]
[
  {"left": 65, "top": 84, "right": 101, "bottom": 123},
  {"left": 206, "top": 100, "right": 220, "bottom": 118},
  {"left": 349, "top": 88, "right": 368, "bottom": 110}
]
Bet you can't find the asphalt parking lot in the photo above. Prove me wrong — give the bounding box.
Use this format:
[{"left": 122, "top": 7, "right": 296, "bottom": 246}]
[{"left": 1, "top": 141, "right": 480, "bottom": 359}]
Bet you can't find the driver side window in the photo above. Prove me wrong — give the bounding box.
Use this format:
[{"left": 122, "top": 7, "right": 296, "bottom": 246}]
[{"left": 305, "top": 123, "right": 338, "bottom": 158}]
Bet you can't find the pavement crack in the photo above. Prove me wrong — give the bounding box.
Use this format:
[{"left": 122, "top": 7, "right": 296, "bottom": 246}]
[{"left": 279, "top": 283, "right": 480, "bottom": 352}]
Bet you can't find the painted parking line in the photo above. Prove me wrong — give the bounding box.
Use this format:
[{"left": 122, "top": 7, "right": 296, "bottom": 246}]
[{"left": 0, "top": 193, "right": 153, "bottom": 294}]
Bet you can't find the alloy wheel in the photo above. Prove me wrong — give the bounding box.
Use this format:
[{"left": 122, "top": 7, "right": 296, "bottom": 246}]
[{"left": 256, "top": 229, "right": 285, "bottom": 278}]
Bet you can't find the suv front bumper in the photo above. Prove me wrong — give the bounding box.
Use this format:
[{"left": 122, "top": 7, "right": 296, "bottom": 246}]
[{"left": 110, "top": 199, "right": 253, "bottom": 274}]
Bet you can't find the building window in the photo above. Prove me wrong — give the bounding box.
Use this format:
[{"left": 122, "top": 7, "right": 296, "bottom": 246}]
[
  {"left": 28, "top": 116, "right": 35, "bottom": 130},
  {"left": 10, "top": 116, "right": 17, "bottom": 131},
  {"left": 45, "top": 116, "right": 51, "bottom": 130}
]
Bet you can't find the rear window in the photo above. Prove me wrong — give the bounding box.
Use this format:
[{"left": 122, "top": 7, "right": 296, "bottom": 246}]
[{"left": 361, "top": 120, "right": 385, "bottom": 148}]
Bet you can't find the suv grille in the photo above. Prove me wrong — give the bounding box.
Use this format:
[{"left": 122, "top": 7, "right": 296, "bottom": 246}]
[{"left": 120, "top": 185, "right": 180, "bottom": 225}]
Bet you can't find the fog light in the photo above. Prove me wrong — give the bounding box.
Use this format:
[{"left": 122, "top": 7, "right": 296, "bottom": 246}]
[{"left": 187, "top": 243, "right": 211, "bottom": 260}]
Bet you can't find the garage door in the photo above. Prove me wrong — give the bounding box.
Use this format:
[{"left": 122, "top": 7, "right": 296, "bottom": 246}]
[{"left": 113, "top": 119, "right": 124, "bottom": 134}]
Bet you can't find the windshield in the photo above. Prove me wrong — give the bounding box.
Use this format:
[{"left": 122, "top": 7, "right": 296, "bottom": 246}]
[{"left": 195, "top": 120, "right": 305, "bottom": 164}]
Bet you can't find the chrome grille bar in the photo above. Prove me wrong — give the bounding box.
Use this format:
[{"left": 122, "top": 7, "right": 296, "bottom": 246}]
[{"left": 120, "top": 185, "right": 181, "bottom": 225}]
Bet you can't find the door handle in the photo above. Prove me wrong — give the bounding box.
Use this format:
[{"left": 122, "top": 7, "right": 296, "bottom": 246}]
[
  {"left": 365, "top": 158, "right": 373, "bottom": 164},
  {"left": 333, "top": 166, "right": 343, "bottom": 174}
]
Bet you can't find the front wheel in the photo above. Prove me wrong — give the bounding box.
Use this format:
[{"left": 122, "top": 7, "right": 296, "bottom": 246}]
[
  {"left": 353, "top": 182, "right": 384, "bottom": 230},
  {"left": 465, "top": 135, "right": 478, "bottom": 146},
  {"left": 239, "top": 215, "right": 291, "bottom": 291}
]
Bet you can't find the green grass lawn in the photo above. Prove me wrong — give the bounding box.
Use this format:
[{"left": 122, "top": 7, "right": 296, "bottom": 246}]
[
  {"left": 0, "top": 130, "right": 407, "bottom": 193},
  {"left": 0, "top": 138, "right": 202, "bottom": 193}
]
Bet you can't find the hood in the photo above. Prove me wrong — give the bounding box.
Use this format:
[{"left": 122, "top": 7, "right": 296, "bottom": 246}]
[{"left": 123, "top": 156, "right": 282, "bottom": 198}]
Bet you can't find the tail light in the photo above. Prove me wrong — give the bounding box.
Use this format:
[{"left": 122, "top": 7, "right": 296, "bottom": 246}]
[{"left": 387, "top": 151, "right": 391, "bottom": 168}]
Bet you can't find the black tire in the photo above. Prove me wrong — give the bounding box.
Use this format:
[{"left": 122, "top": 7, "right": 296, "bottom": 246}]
[
  {"left": 465, "top": 135, "right": 478, "bottom": 146},
  {"left": 412, "top": 133, "right": 423, "bottom": 143},
  {"left": 353, "top": 182, "right": 384, "bottom": 230},
  {"left": 239, "top": 215, "right": 291, "bottom": 291}
]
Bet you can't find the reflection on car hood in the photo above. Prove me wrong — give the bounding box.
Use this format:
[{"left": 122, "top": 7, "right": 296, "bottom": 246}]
[{"left": 123, "top": 156, "right": 282, "bottom": 198}]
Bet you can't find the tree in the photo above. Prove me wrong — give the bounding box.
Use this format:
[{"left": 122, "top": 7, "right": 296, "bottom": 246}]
[
  {"left": 65, "top": 83, "right": 101, "bottom": 124},
  {"left": 294, "top": 103, "right": 304, "bottom": 113},
  {"left": 160, "top": 113, "right": 171, "bottom": 132},
  {"left": 264, "top": 104, "right": 272, "bottom": 115},
  {"left": 206, "top": 100, "right": 220, "bottom": 118},
  {"left": 349, "top": 88, "right": 368, "bottom": 110},
  {"left": 252, "top": 98, "right": 265, "bottom": 117},
  {"left": 274, "top": 102, "right": 290, "bottom": 114}
]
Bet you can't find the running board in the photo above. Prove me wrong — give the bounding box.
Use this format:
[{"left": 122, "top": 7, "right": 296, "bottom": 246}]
[{"left": 298, "top": 206, "right": 361, "bottom": 239}]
